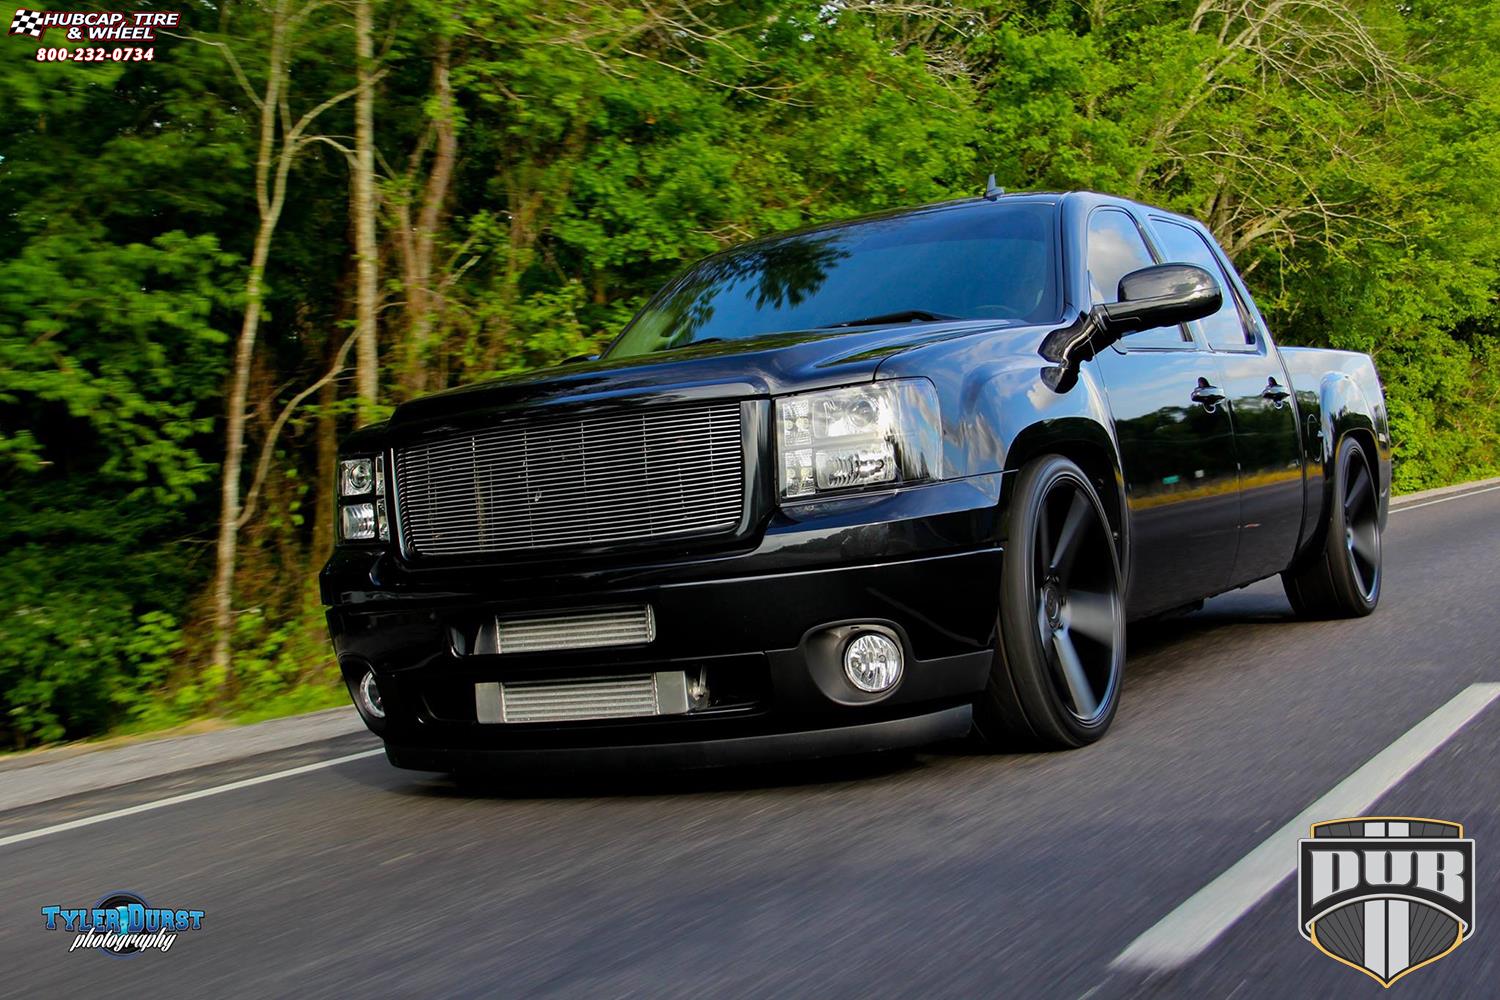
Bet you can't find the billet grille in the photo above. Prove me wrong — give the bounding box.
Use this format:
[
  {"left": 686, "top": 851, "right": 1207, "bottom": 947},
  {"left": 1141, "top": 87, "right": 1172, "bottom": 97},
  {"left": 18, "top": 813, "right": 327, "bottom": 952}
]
[{"left": 394, "top": 402, "right": 744, "bottom": 556}]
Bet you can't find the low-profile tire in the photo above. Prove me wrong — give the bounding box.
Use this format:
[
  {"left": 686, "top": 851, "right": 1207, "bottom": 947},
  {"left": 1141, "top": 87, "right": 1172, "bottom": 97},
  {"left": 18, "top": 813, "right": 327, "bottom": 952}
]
[
  {"left": 1282, "top": 435, "right": 1381, "bottom": 619},
  {"left": 974, "top": 455, "right": 1126, "bottom": 750}
]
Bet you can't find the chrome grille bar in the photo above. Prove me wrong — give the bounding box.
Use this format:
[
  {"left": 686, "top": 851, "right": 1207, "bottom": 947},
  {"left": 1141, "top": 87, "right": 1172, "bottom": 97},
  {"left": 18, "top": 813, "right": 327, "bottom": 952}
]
[{"left": 394, "top": 402, "right": 744, "bottom": 556}]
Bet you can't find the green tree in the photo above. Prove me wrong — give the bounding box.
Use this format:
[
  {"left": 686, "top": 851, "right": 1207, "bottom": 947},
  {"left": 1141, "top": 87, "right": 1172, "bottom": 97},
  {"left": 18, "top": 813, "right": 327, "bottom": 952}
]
[{"left": 2, "top": 0, "right": 1497, "bottom": 747}]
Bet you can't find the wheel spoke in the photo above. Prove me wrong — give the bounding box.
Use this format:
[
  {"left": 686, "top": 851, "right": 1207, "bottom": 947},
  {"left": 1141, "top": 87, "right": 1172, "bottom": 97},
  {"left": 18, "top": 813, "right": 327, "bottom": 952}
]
[
  {"left": 1051, "top": 630, "right": 1098, "bottom": 719},
  {"left": 1049, "top": 488, "right": 1090, "bottom": 582},
  {"left": 1345, "top": 461, "right": 1371, "bottom": 515},
  {"left": 1035, "top": 494, "right": 1053, "bottom": 577},
  {"left": 1067, "top": 589, "right": 1117, "bottom": 646},
  {"left": 1351, "top": 525, "right": 1379, "bottom": 567}
]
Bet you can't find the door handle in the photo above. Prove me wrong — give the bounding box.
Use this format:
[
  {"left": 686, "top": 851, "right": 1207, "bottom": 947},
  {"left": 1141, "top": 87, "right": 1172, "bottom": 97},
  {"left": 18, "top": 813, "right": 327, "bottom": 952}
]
[
  {"left": 1262, "top": 378, "right": 1291, "bottom": 406},
  {"left": 1191, "top": 379, "right": 1226, "bottom": 408}
]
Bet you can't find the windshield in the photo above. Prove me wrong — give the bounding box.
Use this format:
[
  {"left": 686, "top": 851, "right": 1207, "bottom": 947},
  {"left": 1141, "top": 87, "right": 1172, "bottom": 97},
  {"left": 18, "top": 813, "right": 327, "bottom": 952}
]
[{"left": 606, "top": 202, "right": 1058, "bottom": 359}]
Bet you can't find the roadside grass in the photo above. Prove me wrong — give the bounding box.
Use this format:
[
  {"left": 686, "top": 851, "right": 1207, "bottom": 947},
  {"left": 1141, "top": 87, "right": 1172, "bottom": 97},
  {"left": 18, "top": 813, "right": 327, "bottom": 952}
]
[
  {"left": 230, "top": 682, "right": 349, "bottom": 725},
  {"left": 0, "top": 680, "right": 349, "bottom": 762}
]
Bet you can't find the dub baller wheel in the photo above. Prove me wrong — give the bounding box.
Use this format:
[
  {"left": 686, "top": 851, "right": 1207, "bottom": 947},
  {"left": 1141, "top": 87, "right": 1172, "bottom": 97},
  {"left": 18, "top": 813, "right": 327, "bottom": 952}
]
[
  {"left": 976, "top": 455, "right": 1126, "bottom": 749},
  {"left": 1283, "top": 435, "right": 1382, "bottom": 618}
]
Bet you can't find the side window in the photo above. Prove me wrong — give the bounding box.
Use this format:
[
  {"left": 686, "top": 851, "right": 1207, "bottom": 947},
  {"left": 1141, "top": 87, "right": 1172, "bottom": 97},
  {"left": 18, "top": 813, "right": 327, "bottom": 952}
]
[
  {"left": 1149, "top": 219, "right": 1256, "bottom": 351},
  {"left": 1086, "top": 209, "right": 1191, "bottom": 349}
]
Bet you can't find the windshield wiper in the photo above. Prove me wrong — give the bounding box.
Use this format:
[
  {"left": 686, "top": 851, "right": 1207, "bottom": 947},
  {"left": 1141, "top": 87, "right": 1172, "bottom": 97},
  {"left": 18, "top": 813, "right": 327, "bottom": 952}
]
[{"left": 818, "top": 309, "right": 962, "bottom": 329}]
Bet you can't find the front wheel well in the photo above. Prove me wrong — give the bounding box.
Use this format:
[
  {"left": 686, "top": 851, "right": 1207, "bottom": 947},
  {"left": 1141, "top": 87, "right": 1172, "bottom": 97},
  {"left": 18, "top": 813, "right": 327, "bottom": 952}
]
[{"left": 1004, "top": 430, "right": 1125, "bottom": 564}]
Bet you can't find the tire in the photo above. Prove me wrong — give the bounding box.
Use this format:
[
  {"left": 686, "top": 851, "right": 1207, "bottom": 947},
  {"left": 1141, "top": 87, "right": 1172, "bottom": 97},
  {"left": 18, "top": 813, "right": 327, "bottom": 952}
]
[
  {"left": 974, "top": 455, "right": 1127, "bottom": 750},
  {"left": 1282, "top": 435, "right": 1382, "bottom": 619}
]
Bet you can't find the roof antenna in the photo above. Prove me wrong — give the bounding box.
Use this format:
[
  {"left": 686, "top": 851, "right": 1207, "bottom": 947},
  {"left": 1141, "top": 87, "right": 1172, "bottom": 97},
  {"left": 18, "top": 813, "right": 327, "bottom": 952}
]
[{"left": 984, "top": 174, "right": 1005, "bottom": 201}]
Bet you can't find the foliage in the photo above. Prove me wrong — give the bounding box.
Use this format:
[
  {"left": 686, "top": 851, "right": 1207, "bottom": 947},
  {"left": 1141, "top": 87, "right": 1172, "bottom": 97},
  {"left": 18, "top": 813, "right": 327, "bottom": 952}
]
[{"left": 1, "top": 0, "right": 1497, "bottom": 747}]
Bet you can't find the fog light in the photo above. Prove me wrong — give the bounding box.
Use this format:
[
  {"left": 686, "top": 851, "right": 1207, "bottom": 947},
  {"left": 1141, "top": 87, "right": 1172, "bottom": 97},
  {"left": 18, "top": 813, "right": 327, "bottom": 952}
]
[
  {"left": 687, "top": 668, "right": 710, "bottom": 710},
  {"left": 355, "top": 669, "right": 385, "bottom": 719},
  {"left": 843, "top": 633, "right": 903, "bottom": 693}
]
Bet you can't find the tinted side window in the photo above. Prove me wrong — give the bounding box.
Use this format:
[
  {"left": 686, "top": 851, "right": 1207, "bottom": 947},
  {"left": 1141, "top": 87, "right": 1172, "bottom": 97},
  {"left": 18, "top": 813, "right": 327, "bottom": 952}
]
[
  {"left": 1086, "top": 209, "right": 1190, "bottom": 348},
  {"left": 1149, "top": 220, "right": 1255, "bottom": 351}
]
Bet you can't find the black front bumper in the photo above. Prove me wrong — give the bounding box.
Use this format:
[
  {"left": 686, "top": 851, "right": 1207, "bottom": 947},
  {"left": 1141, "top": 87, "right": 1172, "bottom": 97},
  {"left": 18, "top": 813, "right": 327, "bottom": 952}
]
[
  {"left": 323, "top": 474, "right": 1008, "bottom": 769},
  {"left": 385, "top": 705, "right": 974, "bottom": 773}
]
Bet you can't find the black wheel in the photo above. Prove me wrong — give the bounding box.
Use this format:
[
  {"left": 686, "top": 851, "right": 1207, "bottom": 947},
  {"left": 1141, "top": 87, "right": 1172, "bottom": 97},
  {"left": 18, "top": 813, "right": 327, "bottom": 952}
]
[
  {"left": 975, "top": 455, "right": 1126, "bottom": 750},
  {"left": 1282, "top": 435, "right": 1382, "bottom": 618}
]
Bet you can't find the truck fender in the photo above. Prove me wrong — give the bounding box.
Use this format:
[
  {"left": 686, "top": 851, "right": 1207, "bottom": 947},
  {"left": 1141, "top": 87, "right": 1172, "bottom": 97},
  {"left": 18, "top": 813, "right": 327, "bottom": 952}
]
[
  {"left": 1303, "top": 372, "right": 1376, "bottom": 555},
  {"left": 964, "top": 362, "right": 1127, "bottom": 563}
]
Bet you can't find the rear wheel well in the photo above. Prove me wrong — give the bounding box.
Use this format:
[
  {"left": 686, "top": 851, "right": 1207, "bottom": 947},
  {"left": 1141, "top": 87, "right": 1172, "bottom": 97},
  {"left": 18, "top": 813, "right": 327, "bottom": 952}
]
[
  {"left": 1344, "top": 426, "right": 1378, "bottom": 474},
  {"left": 1327, "top": 423, "right": 1379, "bottom": 524}
]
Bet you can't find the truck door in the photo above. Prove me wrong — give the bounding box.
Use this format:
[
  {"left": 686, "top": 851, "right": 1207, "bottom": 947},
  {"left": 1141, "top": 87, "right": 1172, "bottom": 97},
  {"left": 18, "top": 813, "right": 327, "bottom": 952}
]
[
  {"left": 1144, "top": 217, "right": 1304, "bottom": 587},
  {"left": 1085, "top": 208, "right": 1241, "bottom": 618}
]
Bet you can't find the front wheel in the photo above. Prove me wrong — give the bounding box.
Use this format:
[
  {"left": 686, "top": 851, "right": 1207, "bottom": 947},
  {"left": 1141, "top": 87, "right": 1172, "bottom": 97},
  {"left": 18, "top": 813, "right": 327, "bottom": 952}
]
[
  {"left": 1282, "top": 435, "right": 1382, "bottom": 618},
  {"left": 975, "top": 455, "right": 1126, "bottom": 750}
]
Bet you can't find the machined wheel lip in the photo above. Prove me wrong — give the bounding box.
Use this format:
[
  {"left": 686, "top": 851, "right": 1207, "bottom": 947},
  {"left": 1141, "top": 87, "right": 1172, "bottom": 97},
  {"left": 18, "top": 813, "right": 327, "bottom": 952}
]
[{"left": 1030, "top": 473, "right": 1124, "bottom": 726}]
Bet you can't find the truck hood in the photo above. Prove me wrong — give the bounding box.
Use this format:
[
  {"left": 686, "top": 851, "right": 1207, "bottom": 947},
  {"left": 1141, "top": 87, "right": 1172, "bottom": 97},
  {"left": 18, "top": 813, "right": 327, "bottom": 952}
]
[{"left": 387, "top": 319, "right": 1032, "bottom": 432}]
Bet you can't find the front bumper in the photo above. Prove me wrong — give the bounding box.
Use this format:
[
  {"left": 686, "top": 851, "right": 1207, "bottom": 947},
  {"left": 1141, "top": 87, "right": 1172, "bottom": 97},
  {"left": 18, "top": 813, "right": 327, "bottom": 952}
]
[
  {"left": 385, "top": 705, "right": 974, "bottom": 773},
  {"left": 323, "top": 474, "right": 1008, "bottom": 769}
]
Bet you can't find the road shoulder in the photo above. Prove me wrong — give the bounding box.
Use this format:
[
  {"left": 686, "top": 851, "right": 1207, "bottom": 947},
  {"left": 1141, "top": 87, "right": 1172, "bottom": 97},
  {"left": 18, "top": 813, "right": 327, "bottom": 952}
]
[
  {"left": 1390, "top": 475, "right": 1500, "bottom": 509},
  {"left": 0, "top": 706, "right": 367, "bottom": 813}
]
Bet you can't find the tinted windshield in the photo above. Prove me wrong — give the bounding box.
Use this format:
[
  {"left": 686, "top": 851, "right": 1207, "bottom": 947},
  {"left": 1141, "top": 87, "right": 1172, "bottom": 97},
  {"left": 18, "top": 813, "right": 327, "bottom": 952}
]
[{"left": 606, "top": 202, "right": 1058, "bottom": 359}]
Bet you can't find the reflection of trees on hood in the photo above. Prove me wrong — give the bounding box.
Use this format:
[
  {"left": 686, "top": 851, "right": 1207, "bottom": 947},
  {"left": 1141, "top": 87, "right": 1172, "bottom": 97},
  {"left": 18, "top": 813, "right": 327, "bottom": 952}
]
[{"left": 663, "top": 237, "right": 850, "bottom": 349}]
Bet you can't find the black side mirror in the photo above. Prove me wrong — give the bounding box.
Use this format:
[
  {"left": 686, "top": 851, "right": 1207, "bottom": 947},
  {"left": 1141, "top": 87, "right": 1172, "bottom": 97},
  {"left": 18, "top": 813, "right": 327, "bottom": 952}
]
[
  {"left": 1098, "top": 263, "right": 1221, "bottom": 337},
  {"left": 1038, "top": 263, "right": 1223, "bottom": 391}
]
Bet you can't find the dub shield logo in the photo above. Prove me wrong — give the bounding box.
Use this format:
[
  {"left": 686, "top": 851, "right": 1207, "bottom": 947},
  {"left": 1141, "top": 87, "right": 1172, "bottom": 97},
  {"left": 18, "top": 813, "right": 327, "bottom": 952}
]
[{"left": 1299, "top": 817, "right": 1474, "bottom": 987}]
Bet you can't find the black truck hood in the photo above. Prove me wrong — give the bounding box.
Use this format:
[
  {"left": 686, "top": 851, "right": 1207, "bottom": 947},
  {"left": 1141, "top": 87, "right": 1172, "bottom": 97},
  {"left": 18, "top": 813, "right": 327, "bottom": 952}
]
[{"left": 386, "top": 319, "right": 1025, "bottom": 433}]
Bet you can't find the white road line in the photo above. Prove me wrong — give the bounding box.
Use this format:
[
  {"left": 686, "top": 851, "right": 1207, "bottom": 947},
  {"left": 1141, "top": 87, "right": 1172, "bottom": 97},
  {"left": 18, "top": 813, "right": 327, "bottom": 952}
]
[
  {"left": 1391, "top": 483, "right": 1500, "bottom": 513},
  {"left": 1111, "top": 682, "right": 1500, "bottom": 973},
  {"left": 0, "top": 748, "right": 384, "bottom": 851}
]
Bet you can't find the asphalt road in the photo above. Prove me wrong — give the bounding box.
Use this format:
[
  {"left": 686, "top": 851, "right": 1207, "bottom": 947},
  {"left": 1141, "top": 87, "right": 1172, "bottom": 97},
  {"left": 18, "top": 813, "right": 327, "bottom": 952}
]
[{"left": 3, "top": 486, "right": 1499, "bottom": 998}]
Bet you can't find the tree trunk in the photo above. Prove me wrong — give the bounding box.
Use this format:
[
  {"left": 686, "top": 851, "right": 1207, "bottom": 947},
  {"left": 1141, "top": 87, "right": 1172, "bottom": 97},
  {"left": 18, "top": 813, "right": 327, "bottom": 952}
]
[
  {"left": 206, "top": 0, "right": 369, "bottom": 685},
  {"left": 211, "top": 223, "right": 275, "bottom": 685},
  {"left": 210, "top": 8, "right": 290, "bottom": 686},
  {"left": 312, "top": 345, "right": 340, "bottom": 561},
  {"left": 353, "top": 0, "right": 380, "bottom": 414},
  {"left": 398, "top": 35, "right": 456, "bottom": 398}
]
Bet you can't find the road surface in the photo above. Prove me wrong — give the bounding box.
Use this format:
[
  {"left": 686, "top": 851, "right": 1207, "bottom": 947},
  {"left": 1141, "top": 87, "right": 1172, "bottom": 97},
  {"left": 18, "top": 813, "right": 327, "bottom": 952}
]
[{"left": 3, "top": 485, "right": 1498, "bottom": 998}]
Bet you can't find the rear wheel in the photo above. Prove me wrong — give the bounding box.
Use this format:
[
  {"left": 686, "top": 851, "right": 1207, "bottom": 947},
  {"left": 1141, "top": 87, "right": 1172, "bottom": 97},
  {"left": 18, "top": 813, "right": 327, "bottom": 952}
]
[
  {"left": 975, "top": 455, "right": 1126, "bottom": 750},
  {"left": 1282, "top": 435, "right": 1381, "bottom": 618}
]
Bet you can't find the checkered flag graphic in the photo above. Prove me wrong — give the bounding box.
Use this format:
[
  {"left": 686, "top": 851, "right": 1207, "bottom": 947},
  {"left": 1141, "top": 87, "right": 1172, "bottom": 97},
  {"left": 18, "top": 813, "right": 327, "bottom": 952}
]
[{"left": 9, "top": 8, "right": 45, "bottom": 38}]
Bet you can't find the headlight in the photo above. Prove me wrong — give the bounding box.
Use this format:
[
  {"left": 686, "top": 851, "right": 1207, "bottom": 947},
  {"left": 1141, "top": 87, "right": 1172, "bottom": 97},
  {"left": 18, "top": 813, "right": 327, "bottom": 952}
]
[
  {"left": 337, "top": 456, "right": 388, "bottom": 543},
  {"left": 776, "top": 380, "right": 942, "bottom": 501},
  {"left": 340, "top": 502, "right": 376, "bottom": 541},
  {"left": 340, "top": 458, "right": 375, "bottom": 497}
]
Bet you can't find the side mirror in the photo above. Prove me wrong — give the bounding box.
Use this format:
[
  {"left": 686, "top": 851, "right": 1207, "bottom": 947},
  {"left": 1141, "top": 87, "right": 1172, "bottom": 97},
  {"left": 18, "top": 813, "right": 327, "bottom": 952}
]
[
  {"left": 1098, "top": 263, "right": 1221, "bottom": 338},
  {"left": 1038, "top": 263, "right": 1223, "bottom": 392}
]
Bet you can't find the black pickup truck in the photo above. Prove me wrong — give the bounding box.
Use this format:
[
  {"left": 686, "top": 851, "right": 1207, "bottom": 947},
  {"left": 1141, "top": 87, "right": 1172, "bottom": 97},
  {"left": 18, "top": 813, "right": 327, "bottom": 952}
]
[{"left": 321, "top": 190, "right": 1390, "bottom": 772}]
